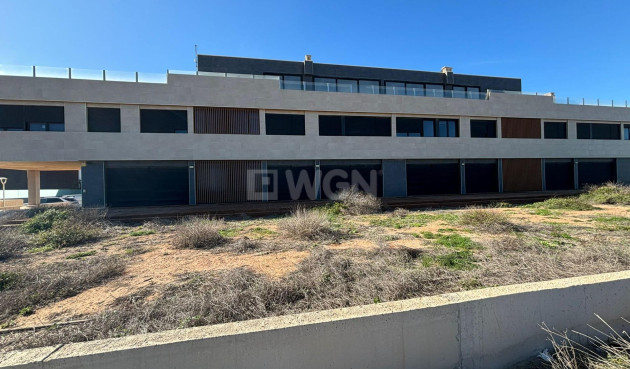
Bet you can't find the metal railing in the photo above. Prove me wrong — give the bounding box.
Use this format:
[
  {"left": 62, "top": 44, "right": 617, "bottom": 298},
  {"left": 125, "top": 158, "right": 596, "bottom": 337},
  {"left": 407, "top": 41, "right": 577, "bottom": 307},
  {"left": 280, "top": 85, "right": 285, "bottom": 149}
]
[{"left": 1, "top": 64, "right": 627, "bottom": 107}]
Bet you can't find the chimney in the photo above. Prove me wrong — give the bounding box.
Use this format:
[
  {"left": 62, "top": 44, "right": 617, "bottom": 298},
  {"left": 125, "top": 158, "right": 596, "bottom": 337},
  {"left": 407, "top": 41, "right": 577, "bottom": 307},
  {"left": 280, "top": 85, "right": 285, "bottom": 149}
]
[
  {"left": 305, "top": 54, "right": 312, "bottom": 61},
  {"left": 304, "top": 54, "right": 313, "bottom": 75},
  {"left": 441, "top": 66, "right": 454, "bottom": 84}
]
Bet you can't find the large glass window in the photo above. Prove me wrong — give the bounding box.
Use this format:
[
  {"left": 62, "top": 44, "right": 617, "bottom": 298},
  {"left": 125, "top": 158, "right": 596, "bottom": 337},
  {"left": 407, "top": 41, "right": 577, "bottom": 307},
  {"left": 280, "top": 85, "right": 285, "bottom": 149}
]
[
  {"left": 140, "top": 109, "right": 188, "bottom": 133},
  {"left": 359, "top": 80, "right": 379, "bottom": 94},
  {"left": 423, "top": 120, "right": 435, "bottom": 137},
  {"left": 577, "top": 123, "right": 620, "bottom": 140},
  {"left": 337, "top": 79, "right": 358, "bottom": 93},
  {"left": 406, "top": 83, "right": 424, "bottom": 96},
  {"left": 426, "top": 84, "right": 444, "bottom": 97},
  {"left": 470, "top": 120, "right": 497, "bottom": 138},
  {"left": 624, "top": 125, "right": 630, "bottom": 140},
  {"left": 544, "top": 122, "right": 567, "bottom": 139},
  {"left": 319, "top": 115, "right": 391, "bottom": 136},
  {"left": 265, "top": 114, "right": 305, "bottom": 135},
  {"left": 396, "top": 117, "right": 422, "bottom": 137},
  {"left": 452, "top": 86, "right": 466, "bottom": 99},
  {"left": 314, "top": 78, "right": 336, "bottom": 92},
  {"left": 385, "top": 81, "right": 406, "bottom": 95},
  {"left": 282, "top": 75, "right": 302, "bottom": 90},
  {"left": 88, "top": 107, "right": 121, "bottom": 132},
  {"left": 0, "top": 105, "right": 64, "bottom": 131}
]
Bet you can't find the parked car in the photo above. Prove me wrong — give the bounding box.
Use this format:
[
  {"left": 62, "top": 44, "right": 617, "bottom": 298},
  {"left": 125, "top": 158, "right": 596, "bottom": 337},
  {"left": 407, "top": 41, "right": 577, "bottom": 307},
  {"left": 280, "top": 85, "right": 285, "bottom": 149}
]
[{"left": 39, "top": 196, "right": 80, "bottom": 207}]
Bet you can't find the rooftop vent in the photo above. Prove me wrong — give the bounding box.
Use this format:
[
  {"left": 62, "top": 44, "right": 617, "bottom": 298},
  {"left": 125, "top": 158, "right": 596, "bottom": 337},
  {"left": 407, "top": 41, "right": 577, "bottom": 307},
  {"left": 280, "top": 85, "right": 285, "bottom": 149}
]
[
  {"left": 305, "top": 54, "right": 312, "bottom": 61},
  {"left": 441, "top": 66, "right": 453, "bottom": 74}
]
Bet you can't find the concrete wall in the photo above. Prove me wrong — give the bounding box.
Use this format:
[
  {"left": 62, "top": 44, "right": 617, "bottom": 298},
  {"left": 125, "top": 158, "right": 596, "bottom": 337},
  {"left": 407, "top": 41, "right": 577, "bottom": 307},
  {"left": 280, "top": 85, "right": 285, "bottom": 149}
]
[
  {"left": 0, "top": 75, "right": 629, "bottom": 163},
  {"left": 3, "top": 271, "right": 630, "bottom": 369}
]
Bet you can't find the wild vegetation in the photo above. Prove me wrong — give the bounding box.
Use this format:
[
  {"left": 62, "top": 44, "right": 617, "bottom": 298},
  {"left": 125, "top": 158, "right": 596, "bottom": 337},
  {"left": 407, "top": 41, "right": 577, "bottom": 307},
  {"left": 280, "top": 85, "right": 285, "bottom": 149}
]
[{"left": 1, "top": 184, "right": 629, "bottom": 353}]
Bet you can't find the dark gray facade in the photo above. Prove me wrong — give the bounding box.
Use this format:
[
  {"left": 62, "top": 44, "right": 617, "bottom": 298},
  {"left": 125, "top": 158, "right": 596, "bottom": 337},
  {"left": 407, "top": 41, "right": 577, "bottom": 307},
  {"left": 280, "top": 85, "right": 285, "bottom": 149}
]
[{"left": 197, "top": 55, "right": 522, "bottom": 92}]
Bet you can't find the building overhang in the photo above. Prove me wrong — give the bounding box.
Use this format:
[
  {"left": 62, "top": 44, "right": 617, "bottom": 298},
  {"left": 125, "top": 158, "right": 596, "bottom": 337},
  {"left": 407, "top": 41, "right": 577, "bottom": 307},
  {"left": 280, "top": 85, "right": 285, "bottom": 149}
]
[{"left": 0, "top": 161, "right": 83, "bottom": 171}]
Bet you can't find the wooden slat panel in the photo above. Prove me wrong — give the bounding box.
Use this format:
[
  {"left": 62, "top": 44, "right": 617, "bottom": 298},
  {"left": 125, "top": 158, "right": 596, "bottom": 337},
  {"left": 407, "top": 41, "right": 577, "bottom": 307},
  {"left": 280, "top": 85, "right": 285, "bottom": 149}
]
[
  {"left": 195, "top": 160, "right": 262, "bottom": 204},
  {"left": 501, "top": 118, "right": 541, "bottom": 138},
  {"left": 194, "top": 107, "right": 260, "bottom": 134},
  {"left": 502, "top": 159, "right": 542, "bottom": 192}
]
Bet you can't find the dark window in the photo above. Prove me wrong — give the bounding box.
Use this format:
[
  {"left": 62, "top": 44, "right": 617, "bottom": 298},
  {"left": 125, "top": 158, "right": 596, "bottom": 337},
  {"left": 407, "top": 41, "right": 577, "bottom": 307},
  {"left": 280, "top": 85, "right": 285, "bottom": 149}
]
[
  {"left": 396, "top": 117, "right": 422, "bottom": 137},
  {"left": 318, "top": 115, "right": 391, "bottom": 136},
  {"left": 337, "top": 79, "right": 358, "bottom": 93},
  {"left": 359, "top": 80, "right": 379, "bottom": 94},
  {"left": 314, "top": 78, "right": 336, "bottom": 92},
  {"left": 426, "top": 84, "right": 444, "bottom": 97},
  {"left": 545, "top": 159, "right": 574, "bottom": 190},
  {"left": 578, "top": 159, "right": 616, "bottom": 188},
  {"left": 88, "top": 107, "right": 121, "bottom": 132},
  {"left": 544, "top": 122, "right": 567, "bottom": 139},
  {"left": 577, "top": 123, "right": 620, "bottom": 140},
  {"left": 470, "top": 120, "right": 497, "bottom": 138},
  {"left": 385, "top": 81, "right": 406, "bottom": 95},
  {"left": 140, "top": 109, "right": 187, "bottom": 133},
  {"left": 465, "top": 160, "right": 499, "bottom": 193},
  {"left": 281, "top": 75, "right": 302, "bottom": 90},
  {"left": 0, "top": 105, "right": 64, "bottom": 131},
  {"left": 265, "top": 114, "right": 305, "bottom": 135},
  {"left": 407, "top": 160, "right": 460, "bottom": 195},
  {"left": 423, "top": 120, "right": 434, "bottom": 137},
  {"left": 624, "top": 125, "right": 630, "bottom": 140}
]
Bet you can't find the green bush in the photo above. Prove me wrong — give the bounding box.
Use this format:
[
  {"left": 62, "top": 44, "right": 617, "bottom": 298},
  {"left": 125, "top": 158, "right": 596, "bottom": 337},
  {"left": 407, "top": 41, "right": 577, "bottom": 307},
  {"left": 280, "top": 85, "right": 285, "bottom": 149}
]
[
  {"left": 22, "top": 209, "right": 69, "bottom": 234},
  {"left": 580, "top": 182, "right": 630, "bottom": 205},
  {"left": 0, "top": 272, "right": 19, "bottom": 292},
  {"left": 531, "top": 197, "right": 595, "bottom": 211},
  {"left": 36, "top": 219, "right": 100, "bottom": 249}
]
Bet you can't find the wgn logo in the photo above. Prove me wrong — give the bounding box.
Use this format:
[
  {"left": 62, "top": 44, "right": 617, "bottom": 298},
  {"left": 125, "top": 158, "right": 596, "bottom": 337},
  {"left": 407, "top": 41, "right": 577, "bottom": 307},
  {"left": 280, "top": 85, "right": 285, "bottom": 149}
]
[{"left": 247, "top": 168, "right": 379, "bottom": 201}]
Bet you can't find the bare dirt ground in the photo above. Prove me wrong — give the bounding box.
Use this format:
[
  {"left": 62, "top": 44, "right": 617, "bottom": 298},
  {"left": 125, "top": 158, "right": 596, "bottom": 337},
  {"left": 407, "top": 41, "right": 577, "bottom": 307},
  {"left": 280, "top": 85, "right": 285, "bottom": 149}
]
[{"left": 1, "top": 196, "right": 629, "bottom": 353}]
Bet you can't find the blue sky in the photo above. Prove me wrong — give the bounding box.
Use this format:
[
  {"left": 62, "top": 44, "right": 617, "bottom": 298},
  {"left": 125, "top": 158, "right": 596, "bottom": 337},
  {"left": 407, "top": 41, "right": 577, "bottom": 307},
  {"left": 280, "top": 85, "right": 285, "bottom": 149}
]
[{"left": 1, "top": 0, "right": 628, "bottom": 102}]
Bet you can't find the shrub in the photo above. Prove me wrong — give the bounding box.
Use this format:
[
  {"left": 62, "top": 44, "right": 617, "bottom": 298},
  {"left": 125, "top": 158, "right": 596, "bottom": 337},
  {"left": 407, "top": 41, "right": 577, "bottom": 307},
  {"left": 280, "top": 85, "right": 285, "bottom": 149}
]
[
  {"left": 334, "top": 186, "right": 382, "bottom": 215},
  {"left": 230, "top": 237, "right": 261, "bottom": 253},
  {"left": 172, "top": 218, "right": 227, "bottom": 249},
  {"left": 460, "top": 208, "right": 516, "bottom": 232},
  {"left": 531, "top": 197, "right": 595, "bottom": 211},
  {"left": 581, "top": 182, "right": 630, "bottom": 205},
  {"left": 278, "top": 208, "right": 334, "bottom": 240},
  {"left": 22, "top": 208, "right": 69, "bottom": 234},
  {"left": 36, "top": 218, "right": 100, "bottom": 249},
  {"left": 0, "top": 228, "right": 30, "bottom": 260}
]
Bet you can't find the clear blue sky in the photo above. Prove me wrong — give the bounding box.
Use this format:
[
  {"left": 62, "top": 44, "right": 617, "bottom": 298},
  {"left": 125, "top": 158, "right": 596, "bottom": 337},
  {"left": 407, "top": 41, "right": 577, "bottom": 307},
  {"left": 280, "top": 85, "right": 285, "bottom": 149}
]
[{"left": 1, "top": 0, "right": 629, "bottom": 101}]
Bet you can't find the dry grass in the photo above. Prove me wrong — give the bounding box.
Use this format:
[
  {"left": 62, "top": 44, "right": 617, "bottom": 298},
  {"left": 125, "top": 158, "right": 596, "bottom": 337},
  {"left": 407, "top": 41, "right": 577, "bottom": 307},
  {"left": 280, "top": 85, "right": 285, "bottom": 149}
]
[
  {"left": 460, "top": 208, "right": 517, "bottom": 232},
  {"left": 172, "top": 217, "right": 228, "bottom": 249},
  {"left": 0, "top": 228, "right": 29, "bottom": 261},
  {"left": 278, "top": 207, "right": 335, "bottom": 240},
  {"left": 541, "top": 316, "right": 630, "bottom": 369},
  {"left": 0, "top": 256, "right": 125, "bottom": 324},
  {"left": 335, "top": 186, "right": 382, "bottom": 215}
]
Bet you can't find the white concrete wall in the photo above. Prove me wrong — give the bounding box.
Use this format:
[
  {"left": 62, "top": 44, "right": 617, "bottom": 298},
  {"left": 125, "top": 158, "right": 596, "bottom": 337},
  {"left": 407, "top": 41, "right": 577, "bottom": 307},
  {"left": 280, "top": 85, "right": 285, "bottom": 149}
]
[{"left": 2, "top": 271, "right": 630, "bottom": 369}]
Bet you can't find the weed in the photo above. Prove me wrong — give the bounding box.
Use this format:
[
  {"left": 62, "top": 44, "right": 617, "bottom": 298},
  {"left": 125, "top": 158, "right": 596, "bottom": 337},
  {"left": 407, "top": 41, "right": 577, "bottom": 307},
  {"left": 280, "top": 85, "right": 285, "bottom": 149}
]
[
  {"left": 531, "top": 208, "right": 554, "bottom": 216},
  {"left": 460, "top": 208, "right": 516, "bottom": 232},
  {"left": 218, "top": 228, "right": 243, "bottom": 238},
  {"left": 230, "top": 237, "right": 262, "bottom": 253},
  {"left": 128, "top": 230, "right": 155, "bottom": 237},
  {"left": 278, "top": 207, "right": 336, "bottom": 240},
  {"left": 27, "top": 245, "right": 55, "bottom": 253},
  {"left": 580, "top": 182, "right": 630, "bottom": 205},
  {"left": 18, "top": 307, "right": 34, "bottom": 316},
  {"left": 529, "top": 197, "right": 595, "bottom": 211},
  {"left": 422, "top": 231, "right": 437, "bottom": 239},
  {"left": 0, "top": 272, "right": 19, "bottom": 292},
  {"left": 425, "top": 251, "right": 476, "bottom": 270},
  {"left": 66, "top": 250, "right": 97, "bottom": 260},
  {"left": 434, "top": 234, "right": 479, "bottom": 250},
  {"left": 172, "top": 218, "right": 228, "bottom": 249},
  {"left": 21, "top": 209, "right": 69, "bottom": 234},
  {"left": 334, "top": 186, "right": 382, "bottom": 215},
  {"left": 249, "top": 227, "right": 277, "bottom": 238},
  {"left": 371, "top": 212, "right": 458, "bottom": 229}
]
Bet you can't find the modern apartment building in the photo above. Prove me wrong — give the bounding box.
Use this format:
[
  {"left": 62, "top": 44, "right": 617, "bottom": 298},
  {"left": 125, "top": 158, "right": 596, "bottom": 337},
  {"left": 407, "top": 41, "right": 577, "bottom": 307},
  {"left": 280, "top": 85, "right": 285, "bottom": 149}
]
[{"left": 0, "top": 55, "right": 628, "bottom": 207}]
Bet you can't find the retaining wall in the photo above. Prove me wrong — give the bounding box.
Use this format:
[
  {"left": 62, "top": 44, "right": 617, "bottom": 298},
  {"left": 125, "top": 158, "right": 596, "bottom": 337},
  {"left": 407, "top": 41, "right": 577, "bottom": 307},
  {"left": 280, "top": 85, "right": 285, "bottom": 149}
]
[{"left": 2, "top": 271, "right": 630, "bottom": 369}]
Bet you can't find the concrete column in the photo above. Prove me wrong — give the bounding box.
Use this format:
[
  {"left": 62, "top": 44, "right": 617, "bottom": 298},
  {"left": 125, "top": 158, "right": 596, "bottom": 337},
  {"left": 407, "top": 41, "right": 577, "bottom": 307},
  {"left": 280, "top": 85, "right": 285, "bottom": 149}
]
[
  {"left": 64, "top": 103, "right": 87, "bottom": 132},
  {"left": 540, "top": 119, "right": 545, "bottom": 139},
  {"left": 460, "top": 160, "right": 466, "bottom": 194},
  {"left": 391, "top": 115, "right": 397, "bottom": 136},
  {"left": 259, "top": 109, "right": 266, "bottom": 135},
  {"left": 496, "top": 118, "right": 502, "bottom": 138},
  {"left": 27, "top": 170, "right": 40, "bottom": 206},
  {"left": 567, "top": 120, "right": 577, "bottom": 139},
  {"left": 573, "top": 159, "right": 580, "bottom": 189},
  {"left": 382, "top": 160, "right": 406, "bottom": 197},
  {"left": 459, "top": 116, "right": 471, "bottom": 138},
  {"left": 120, "top": 105, "right": 140, "bottom": 133},
  {"left": 498, "top": 159, "right": 504, "bottom": 192},
  {"left": 187, "top": 107, "right": 194, "bottom": 134},
  {"left": 541, "top": 159, "right": 547, "bottom": 191},
  {"left": 305, "top": 112, "right": 318, "bottom": 136}
]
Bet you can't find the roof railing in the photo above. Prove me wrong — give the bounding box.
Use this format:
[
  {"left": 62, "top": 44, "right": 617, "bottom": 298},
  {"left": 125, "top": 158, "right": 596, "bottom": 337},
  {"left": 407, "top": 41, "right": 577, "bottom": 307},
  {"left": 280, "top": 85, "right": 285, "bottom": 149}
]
[{"left": 1, "top": 64, "right": 627, "bottom": 107}]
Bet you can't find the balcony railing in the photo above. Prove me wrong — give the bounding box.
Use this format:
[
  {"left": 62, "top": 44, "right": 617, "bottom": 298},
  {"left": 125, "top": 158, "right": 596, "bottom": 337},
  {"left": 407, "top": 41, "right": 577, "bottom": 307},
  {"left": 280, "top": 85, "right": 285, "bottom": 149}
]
[{"left": 1, "top": 64, "right": 628, "bottom": 107}]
